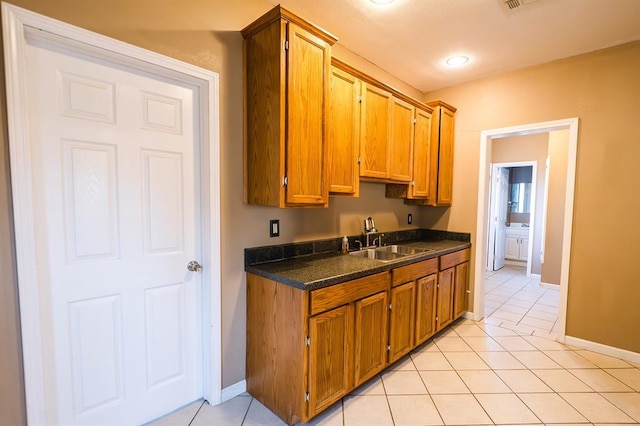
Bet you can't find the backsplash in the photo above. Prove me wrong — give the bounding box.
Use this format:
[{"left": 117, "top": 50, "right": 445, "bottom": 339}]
[{"left": 245, "top": 228, "right": 471, "bottom": 266}]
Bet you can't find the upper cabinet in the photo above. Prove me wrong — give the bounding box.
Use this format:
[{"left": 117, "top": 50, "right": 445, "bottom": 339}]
[
  {"left": 360, "top": 83, "right": 393, "bottom": 179},
  {"left": 243, "top": 7, "right": 457, "bottom": 208},
  {"left": 426, "top": 100, "right": 457, "bottom": 206},
  {"left": 328, "top": 66, "right": 361, "bottom": 196},
  {"left": 242, "top": 6, "right": 336, "bottom": 207}
]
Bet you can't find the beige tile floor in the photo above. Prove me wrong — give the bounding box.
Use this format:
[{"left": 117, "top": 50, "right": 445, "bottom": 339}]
[{"left": 149, "top": 266, "right": 640, "bottom": 425}]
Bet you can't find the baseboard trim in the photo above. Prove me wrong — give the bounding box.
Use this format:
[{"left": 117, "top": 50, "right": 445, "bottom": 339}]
[
  {"left": 539, "top": 281, "right": 559, "bottom": 290},
  {"left": 564, "top": 335, "right": 640, "bottom": 365},
  {"left": 220, "top": 380, "right": 247, "bottom": 403}
]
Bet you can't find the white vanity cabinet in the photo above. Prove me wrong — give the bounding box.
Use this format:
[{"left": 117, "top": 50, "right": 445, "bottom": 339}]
[{"left": 505, "top": 227, "right": 529, "bottom": 261}]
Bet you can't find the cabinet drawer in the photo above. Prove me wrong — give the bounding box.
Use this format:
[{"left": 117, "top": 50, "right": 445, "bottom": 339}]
[
  {"left": 391, "top": 258, "right": 438, "bottom": 287},
  {"left": 440, "top": 248, "right": 470, "bottom": 270},
  {"left": 310, "top": 272, "right": 389, "bottom": 316}
]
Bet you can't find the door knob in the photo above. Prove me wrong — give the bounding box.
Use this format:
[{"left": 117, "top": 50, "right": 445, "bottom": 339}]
[{"left": 187, "top": 260, "right": 202, "bottom": 272}]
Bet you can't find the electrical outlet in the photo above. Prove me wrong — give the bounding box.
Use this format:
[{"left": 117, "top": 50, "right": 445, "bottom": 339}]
[
  {"left": 408, "top": 213, "right": 413, "bottom": 224},
  {"left": 269, "top": 219, "right": 280, "bottom": 237}
]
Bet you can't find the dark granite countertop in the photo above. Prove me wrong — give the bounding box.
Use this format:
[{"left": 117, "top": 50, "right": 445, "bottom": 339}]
[{"left": 245, "top": 239, "right": 470, "bottom": 290}]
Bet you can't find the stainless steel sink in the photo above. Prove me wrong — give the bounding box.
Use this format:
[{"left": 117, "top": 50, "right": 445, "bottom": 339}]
[
  {"left": 375, "top": 245, "right": 433, "bottom": 255},
  {"left": 349, "top": 244, "right": 433, "bottom": 262},
  {"left": 348, "top": 248, "right": 405, "bottom": 262}
]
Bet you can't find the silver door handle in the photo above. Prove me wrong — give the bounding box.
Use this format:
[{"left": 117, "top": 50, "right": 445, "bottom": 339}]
[{"left": 187, "top": 260, "right": 202, "bottom": 272}]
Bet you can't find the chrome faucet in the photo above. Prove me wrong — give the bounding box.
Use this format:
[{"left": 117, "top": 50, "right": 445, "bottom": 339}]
[{"left": 364, "top": 217, "right": 378, "bottom": 247}]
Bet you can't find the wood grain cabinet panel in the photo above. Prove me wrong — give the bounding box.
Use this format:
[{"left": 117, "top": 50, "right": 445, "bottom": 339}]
[
  {"left": 328, "top": 66, "right": 361, "bottom": 196},
  {"left": 242, "top": 6, "right": 336, "bottom": 207},
  {"left": 360, "top": 83, "right": 392, "bottom": 179},
  {"left": 436, "top": 267, "right": 454, "bottom": 331},
  {"left": 388, "top": 97, "right": 415, "bottom": 182},
  {"left": 426, "top": 100, "right": 457, "bottom": 206},
  {"left": 308, "top": 304, "right": 354, "bottom": 418},
  {"left": 415, "top": 274, "right": 437, "bottom": 345},
  {"left": 453, "top": 261, "right": 469, "bottom": 320},
  {"left": 409, "top": 108, "right": 432, "bottom": 198},
  {"left": 388, "top": 282, "right": 415, "bottom": 363},
  {"left": 354, "top": 291, "right": 388, "bottom": 387}
]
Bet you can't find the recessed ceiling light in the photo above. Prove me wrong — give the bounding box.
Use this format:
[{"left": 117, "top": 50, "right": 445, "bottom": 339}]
[
  {"left": 445, "top": 55, "right": 470, "bottom": 67},
  {"left": 370, "top": 0, "right": 394, "bottom": 4}
]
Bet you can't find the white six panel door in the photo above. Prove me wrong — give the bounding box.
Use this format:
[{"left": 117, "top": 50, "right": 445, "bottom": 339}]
[{"left": 25, "top": 34, "right": 202, "bottom": 425}]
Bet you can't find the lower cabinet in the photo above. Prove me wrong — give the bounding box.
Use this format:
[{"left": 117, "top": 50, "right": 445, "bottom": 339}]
[
  {"left": 354, "top": 292, "right": 388, "bottom": 387},
  {"left": 246, "top": 247, "right": 471, "bottom": 425},
  {"left": 388, "top": 282, "right": 415, "bottom": 364},
  {"left": 308, "top": 304, "right": 354, "bottom": 417}
]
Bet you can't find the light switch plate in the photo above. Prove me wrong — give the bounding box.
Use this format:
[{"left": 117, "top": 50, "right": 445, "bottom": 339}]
[
  {"left": 269, "top": 219, "right": 280, "bottom": 237},
  {"left": 408, "top": 213, "right": 413, "bottom": 224}
]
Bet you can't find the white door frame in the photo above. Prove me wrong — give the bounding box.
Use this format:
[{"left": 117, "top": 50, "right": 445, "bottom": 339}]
[
  {"left": 473, "top": 118, "right": 578, "bottom": 344},
  {"left": 2, "top": 3, "right": 222, "bottom": 424},
  {"left": 487, "top": 161, "right": 537, "bottom": 277}
]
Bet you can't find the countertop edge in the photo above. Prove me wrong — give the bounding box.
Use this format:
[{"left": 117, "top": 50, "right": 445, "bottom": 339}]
[{"left": 245, "top": 241, "right": 471, "bottom": 291}]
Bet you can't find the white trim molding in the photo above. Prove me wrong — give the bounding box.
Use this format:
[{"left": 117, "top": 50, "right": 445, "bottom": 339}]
[
  {"left": 473, "top": 118, "right": 579, "bottom": 348},
  {"left": 221, "top": 380, "right": 248, "bottom": 403},
  {"left": 1, "top": 3, "right": 222, "bottom": 423},
  {"left": 564, "top": 336, "right": 640, "bottom": 365}
]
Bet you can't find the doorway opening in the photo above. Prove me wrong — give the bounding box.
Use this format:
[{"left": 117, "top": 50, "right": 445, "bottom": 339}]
[
  {"left": 473, "top": 118, "right": 579, "bottom": 344},
  {"left": 487, "top": 161, "right": 537, "bottom": 277}
]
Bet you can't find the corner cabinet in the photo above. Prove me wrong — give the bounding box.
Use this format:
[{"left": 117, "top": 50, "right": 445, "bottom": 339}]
[{"left": 242, "top": 6, "right": 336, "bottom": 207}]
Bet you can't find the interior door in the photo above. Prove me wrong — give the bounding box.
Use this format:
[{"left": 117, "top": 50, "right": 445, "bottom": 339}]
[
  {"left": 493, "top": 168, "right": 510, "bottom": 270},
  {"left": 25, "top": 34, "right": 202, "bottom": 424}
]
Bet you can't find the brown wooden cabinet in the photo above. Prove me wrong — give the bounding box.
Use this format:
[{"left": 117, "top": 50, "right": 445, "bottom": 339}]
[
  {"left": 438, "top": 248, "right": 470, "bottom": 329},
  {"left": 426, "top": 100, "right": 457, "bottom": 206},
  {"left": 360, "top": 82, "right": 393, "bottom": 179},
  {"left": 384, "top": 105, "right": 434, "bottom": 200},
  {"left": 246, "top": 247, "right": 470, "bottom": 424},
  {"left": 388, "top": 282, "right": 415, "bottom": 363},
  {"left": 308, "top": 304, "right": 353, "bottom": 417},
  {"left": 328, "top": 66, "right": 361, "bottom": 196},
  {"left": 415, "top": 273, "right": 438, "bottom": 345},
  {"left": 354, "top": 292, "right": 388, "bottom": 386},
  {"left": 436, "top": 267, "right": 454, "bottom": 331},
  {"left": 242, "top": 6, "right": 336, "bottom": 207},
  {"left": 453, "top": 257, "right": 470, "bottom": 319},
  {"left": 389, "top": 97, "right": 415, "bottom": 182}
]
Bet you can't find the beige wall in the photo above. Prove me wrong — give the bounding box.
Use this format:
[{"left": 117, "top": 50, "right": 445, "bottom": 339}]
[
  {"left": 491, "top": 133, "right": 548, "bottom": 275},
  {"left": 422, "top": 41, "right": 640, "bottom": 353},
  {"left": 0, "top": 1, "right": 424, "bottom": 419},
  {"left": 541, "top": 130, "right": 570, "bottom": 285}
]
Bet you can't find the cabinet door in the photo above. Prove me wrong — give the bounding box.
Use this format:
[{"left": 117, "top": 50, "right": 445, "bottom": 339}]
[
  {"left": 329, "top": 67, "right": 361, "bottom": 195},
  {"left": 308, "top": 304, "right": 354, "bottom": 417},
  {"left": 519, "top": 237, "right": 529, "bottom": 261},
  {"left": 505, "top": 235, "right": 519, "bottom": 260},
  {"left": 388, "top": 97, "right": 414, "bottom": 182},
  {"left": 410, "top": 108, "right": 432, "bottom": 198},
  {"left": 436, "top": 268, "right": 454, "bottom": 331},
  {"left": 354, "top": 292, "right": 388, "bottom": 387},
  {"left": 360, "top": 83, "right": 392, "bottom": 179},
  {"left": 435, "top": 106, "right": 455, "bottom": 205},
  {"left": 415, "top": 274, "right": 437, "bottom": 345},
  {"left": 453, "top": 262, "right": 469, "bottom": 320},
  {"left": 388, "top": 282, "right": 415, "bottom": 364},
  {"left": 286, "top": 22, "right": 331, "bottom": 205}
]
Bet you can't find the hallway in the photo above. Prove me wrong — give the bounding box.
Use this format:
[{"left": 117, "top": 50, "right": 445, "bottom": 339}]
[{"left": 484, "top": 265, "right": 559, "bottom": 340}]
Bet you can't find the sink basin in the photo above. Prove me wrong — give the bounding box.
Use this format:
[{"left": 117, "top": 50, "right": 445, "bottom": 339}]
[
  {"left": 349, "top": 245, "right": 433, "bottom": 262},
  {"left": 376, "top": 245, "right": 433, "bottom": 255},
  {"left": 348, "top": 248, "right": 405, "bottom": 262}
]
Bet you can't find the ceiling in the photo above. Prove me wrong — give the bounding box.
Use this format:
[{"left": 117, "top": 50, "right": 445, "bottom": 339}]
[{"left": 261, "top": 0, "right": 640, "bottom": 92}]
